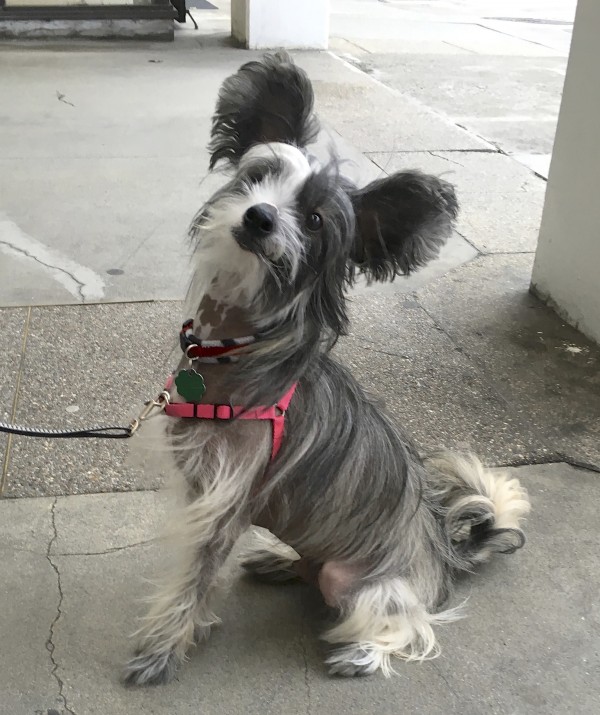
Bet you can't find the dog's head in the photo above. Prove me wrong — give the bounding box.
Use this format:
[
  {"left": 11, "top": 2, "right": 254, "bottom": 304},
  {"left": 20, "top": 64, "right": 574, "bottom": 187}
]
[{"left": 194, "top": 52, "right": 458, "bottom": 340}]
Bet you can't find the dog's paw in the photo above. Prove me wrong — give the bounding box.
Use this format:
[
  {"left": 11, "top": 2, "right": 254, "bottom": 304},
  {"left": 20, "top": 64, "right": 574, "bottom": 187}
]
[
  {"left": 325, "top": 644, "right": 380, "bottom": 678},
  {"left": 122, "top": 648, "right": 179, "bottom": 686}
]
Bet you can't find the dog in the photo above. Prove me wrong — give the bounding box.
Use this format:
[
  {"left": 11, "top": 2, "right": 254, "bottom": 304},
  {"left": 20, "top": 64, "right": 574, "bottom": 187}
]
[{"left": 123, "top": 52, "right": 530, "bottom": 685}]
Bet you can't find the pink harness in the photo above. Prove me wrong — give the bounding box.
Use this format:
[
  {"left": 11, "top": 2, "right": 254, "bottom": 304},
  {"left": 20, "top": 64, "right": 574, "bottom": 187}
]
[{"left": 163, "top": 375, "right": 297, "bottom": 462}]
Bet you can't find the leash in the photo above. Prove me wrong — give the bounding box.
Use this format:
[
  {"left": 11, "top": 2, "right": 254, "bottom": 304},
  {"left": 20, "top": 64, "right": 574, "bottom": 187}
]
[
  {"left": 0, "top": 320, "right": 289, "bottom": 447},
  {"left": 0, "top": 390, "right": 171, "bottom": 440},
  {"left": 0, "top": 422, "right": 132, "bottom": 439}
]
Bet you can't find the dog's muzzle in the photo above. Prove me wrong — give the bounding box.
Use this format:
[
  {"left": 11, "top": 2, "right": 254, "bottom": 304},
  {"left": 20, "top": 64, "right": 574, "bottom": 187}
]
[{"left": 235, "top": 203, "right": 278, "bottom": 252}]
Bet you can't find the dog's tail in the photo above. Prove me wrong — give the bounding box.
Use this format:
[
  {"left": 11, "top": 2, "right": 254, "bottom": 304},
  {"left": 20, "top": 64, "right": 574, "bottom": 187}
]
[{"left": 424, "top": 451, "right": 530, "bottom": 570}]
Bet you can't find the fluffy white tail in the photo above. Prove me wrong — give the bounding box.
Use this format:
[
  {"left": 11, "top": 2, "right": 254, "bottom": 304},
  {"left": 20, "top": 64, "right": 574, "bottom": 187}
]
[{"left": 424, "top": 451, "right": 531, "bottom": 568}]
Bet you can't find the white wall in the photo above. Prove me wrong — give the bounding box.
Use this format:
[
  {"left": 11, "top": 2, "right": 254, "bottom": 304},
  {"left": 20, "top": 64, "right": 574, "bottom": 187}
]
[
  {"left": 531, "top": 0, "right": 600, "bottom": 344},
  {"left": 231, "top": 0, "right": 329, "bottom": 50}
]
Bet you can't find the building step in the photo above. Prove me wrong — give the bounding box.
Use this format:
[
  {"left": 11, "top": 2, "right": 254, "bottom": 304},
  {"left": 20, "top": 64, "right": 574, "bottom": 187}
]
[{"left": 0, "top": 1, "right": 175, "bottom": 41}]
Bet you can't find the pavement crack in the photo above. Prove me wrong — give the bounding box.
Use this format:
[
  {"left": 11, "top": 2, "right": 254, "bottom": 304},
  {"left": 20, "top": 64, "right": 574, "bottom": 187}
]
[
  {"left": 365, "top": 345, "right": 411, "bottom": 359},
  {"left": 46, "top": 499, "right": 77, "bottom": 715},
  {"left": 479, "top": 250, "right": 535, "bottom": 256},
  {"left": 429, "top": 150, "right": 465, "bottom": 168},
  {"left": 493, "top": 452, "right": 600, "bottom": 474},
  {"left": 431, "top": 661, "right": 460, "bottom": 702},
  {"left": 56, "top": 538, "right": 155, "bottom": 557},
  {"left": 0, "top": 239, "right": 85, "bottom": 303},
  {"left": 56, "top": 90, "right": 75, "bottom": 107},
  {"left": 454, "top": 228, "right": 481, "bottom": 255}
]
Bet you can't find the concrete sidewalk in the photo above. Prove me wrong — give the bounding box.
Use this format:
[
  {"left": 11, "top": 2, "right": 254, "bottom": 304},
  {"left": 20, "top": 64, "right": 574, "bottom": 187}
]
[
  {"left": 1, "top": 463, "right": 599, "bottom": 715},
  {"left": 1, "top": 0, "right": 599, "bottom": 713}
]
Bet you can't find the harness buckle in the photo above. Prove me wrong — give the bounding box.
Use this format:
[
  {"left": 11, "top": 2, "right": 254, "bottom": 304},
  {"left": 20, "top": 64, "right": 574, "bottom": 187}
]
[{"left": 129, "top": 390, "right": 171, "bottom": 435}]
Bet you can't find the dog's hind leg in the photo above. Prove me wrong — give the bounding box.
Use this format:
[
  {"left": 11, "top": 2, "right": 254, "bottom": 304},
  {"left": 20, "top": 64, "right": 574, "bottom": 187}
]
[
  {"left": 322, "top": 574, "right": 459, "bottom": 677},
  {"left": 240, "top": 529, "right": 301, "bottom": 582}
]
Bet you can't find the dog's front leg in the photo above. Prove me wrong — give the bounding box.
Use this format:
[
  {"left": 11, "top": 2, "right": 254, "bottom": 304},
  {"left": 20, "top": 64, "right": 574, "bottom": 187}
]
[{"left": 123, "top": 494, "right": 249, "bottom": 686}]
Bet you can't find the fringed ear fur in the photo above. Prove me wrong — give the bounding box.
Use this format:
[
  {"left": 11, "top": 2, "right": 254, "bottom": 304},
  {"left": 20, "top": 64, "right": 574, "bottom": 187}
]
[
  {"left": 350, "top": 171, "right": 459, "bottom": 281},
  {"left": 208, "top": 52, "right": 319, "bottom": 170}
]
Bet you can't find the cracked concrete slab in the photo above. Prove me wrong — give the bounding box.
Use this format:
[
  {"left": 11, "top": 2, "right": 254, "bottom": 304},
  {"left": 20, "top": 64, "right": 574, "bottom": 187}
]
[
  {"left": 0, "top": 40, "right": 247, "bottom": 162},
  {"left": 354, "top": 53, "right": 566, "bottom": 156},
  {"left": 337, "top": 289, "right": 540, "bottom": 464},
  {"left": 1, "top": 463, "right": 598, "bottom": 714},
  {"left": 329, "top": 4, "right": 570, "bottom": 58},
  {"left": 417, "top": 253, "right": 600, "bottom": 469},
  {"left": 0, "top": 160, "right": 224, "bottom": 307},
  {"left": 0, "top": 212, "right": 106, "bottom": 304},
  {"left": 0, "top": 44, "right": 426, "bottom": 308},
  {"left": 0, "top": 496, "right": 63, "bottom": 714},
  {"left": 367, "top": 150, "right": 547, "bottom": 253},
  {"left": 312, "top": 69, "right": 491, "bottom": 154},
  {"left": 2, "top": 302, "right": 181, "bottom": 497},
  {"left": 0, "top": 39, "right": 252, "bottom": 308},
  {"left": 54, "top": 541, "right": 311, "bottom": 714},
  {"left": 51, "top": 490, "right": 164, "bottom": 555},
  {"left": 299, "top": 49, "right": 491, "bottom": 153}
]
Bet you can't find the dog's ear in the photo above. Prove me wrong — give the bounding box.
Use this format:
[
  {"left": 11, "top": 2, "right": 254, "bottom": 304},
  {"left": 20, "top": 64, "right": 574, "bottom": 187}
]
[
  {"left": 208, "top": 52, "right": 319, "bottom": 169},
  {"left": 350, "top": 171, "right": 458, "bottom": 281}
]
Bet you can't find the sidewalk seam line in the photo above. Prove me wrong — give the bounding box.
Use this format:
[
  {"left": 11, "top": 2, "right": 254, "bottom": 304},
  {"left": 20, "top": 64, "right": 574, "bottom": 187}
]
[{"left": 1, "top": 306, "right": 32, "bottom": 496}]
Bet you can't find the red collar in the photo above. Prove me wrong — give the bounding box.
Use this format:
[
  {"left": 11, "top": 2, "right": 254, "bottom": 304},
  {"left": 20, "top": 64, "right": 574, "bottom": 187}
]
[
  {"left": 179, "top": 319, "right": 259, "bottom": 362},
  {"left": 163, "top": 375, "right": 297, "bottom": 463},
  {"left": 185, "top": 343, "right": 245, "bottom": 359}
]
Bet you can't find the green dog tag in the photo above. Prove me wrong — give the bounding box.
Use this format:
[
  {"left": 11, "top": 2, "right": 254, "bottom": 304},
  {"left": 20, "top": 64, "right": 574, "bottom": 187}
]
[{"left": 175, "top": 369, "right": 206, "bottom": 403}]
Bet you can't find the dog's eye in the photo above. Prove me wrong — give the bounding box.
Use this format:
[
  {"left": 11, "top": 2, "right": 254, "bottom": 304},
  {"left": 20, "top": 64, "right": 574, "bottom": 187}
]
[
  {"left": 306, "top": 212, "right": 323, "bottom": 231},
  {"left": 246, "top": 167, "right": 267, "bottom": 184}
]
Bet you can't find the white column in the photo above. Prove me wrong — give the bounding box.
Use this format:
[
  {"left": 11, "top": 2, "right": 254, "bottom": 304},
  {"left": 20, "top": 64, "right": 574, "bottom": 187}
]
[
  {"left": 231, "top": 0, "right": 329, "bottom": 50},
  {"left": 531, "top": 0, "right": 600, "bottom": 344}
]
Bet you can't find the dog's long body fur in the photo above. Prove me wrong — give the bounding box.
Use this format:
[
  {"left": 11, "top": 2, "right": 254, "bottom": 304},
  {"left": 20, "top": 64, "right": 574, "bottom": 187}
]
[{"left": 124, "top": 53, "right": 530, "bottom": 685}]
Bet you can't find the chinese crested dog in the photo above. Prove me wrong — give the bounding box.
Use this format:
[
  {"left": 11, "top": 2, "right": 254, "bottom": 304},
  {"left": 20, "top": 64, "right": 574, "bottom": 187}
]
[{"left": 124, "top": 52, "right": 529, "bottom": 685}]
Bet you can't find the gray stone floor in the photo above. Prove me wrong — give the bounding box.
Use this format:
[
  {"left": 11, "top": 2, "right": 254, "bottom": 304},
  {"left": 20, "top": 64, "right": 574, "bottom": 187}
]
[
  {"left": 1, "top": 0, "right": 599, "bottom": 713},
  {"left": 328, "top": 0, "right": 576, "bottom": 178},
  {"left": 1, "top": 463, "right": 599, "bottom": 715}
]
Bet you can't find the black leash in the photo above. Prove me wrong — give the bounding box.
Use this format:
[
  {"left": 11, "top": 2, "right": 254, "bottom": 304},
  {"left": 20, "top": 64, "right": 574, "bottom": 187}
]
[
  {"left": 0, "top": 421, "right": 133, "bottom": 439},
  {"left": 0, "top": 390, "right": 171, "bottom": 441}
]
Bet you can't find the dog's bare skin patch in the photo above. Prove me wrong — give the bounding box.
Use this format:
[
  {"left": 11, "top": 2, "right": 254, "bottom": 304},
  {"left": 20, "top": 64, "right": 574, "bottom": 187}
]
[
  {"left": 196, "top": 294, "right": 252, "bottom": 340},
  {"left": 293, "top": 559, "right": 364, "bottom": 607},
  {"left": 197, "top": 294, "right": 225, "bottom": 329}
]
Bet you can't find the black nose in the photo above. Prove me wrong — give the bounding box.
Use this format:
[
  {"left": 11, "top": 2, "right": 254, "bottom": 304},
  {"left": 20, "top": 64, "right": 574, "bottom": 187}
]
[{"left": 243, "top": 203, "right": 277, "bottom": 236}]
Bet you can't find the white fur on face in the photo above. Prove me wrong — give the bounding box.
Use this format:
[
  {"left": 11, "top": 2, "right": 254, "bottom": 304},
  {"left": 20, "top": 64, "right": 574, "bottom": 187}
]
[
  {"left": 234, "top": 143, "right": 313, "bottom": 265},
  {"left": 188, "top": 142, "right": 316, "bottom": 313},
  {"left": 241, "top": 142, "right": 313, "bottom": 181}
]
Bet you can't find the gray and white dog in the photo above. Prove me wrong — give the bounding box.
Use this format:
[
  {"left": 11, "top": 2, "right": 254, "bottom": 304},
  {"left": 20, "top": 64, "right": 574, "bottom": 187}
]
[{"left": 124, "top": 52, "right": 530, "bottom": 685}]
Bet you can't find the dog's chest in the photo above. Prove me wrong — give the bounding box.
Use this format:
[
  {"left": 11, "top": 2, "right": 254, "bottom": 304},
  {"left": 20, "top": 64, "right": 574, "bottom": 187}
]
[{"left": 167, "top": 417, "right": 272, "bottom": 495}]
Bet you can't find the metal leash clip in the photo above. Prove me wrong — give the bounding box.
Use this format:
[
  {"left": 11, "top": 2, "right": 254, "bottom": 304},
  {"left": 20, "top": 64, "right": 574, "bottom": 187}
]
[{"left": 129, "top": 390, "right": 171, "bottom": 435}]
